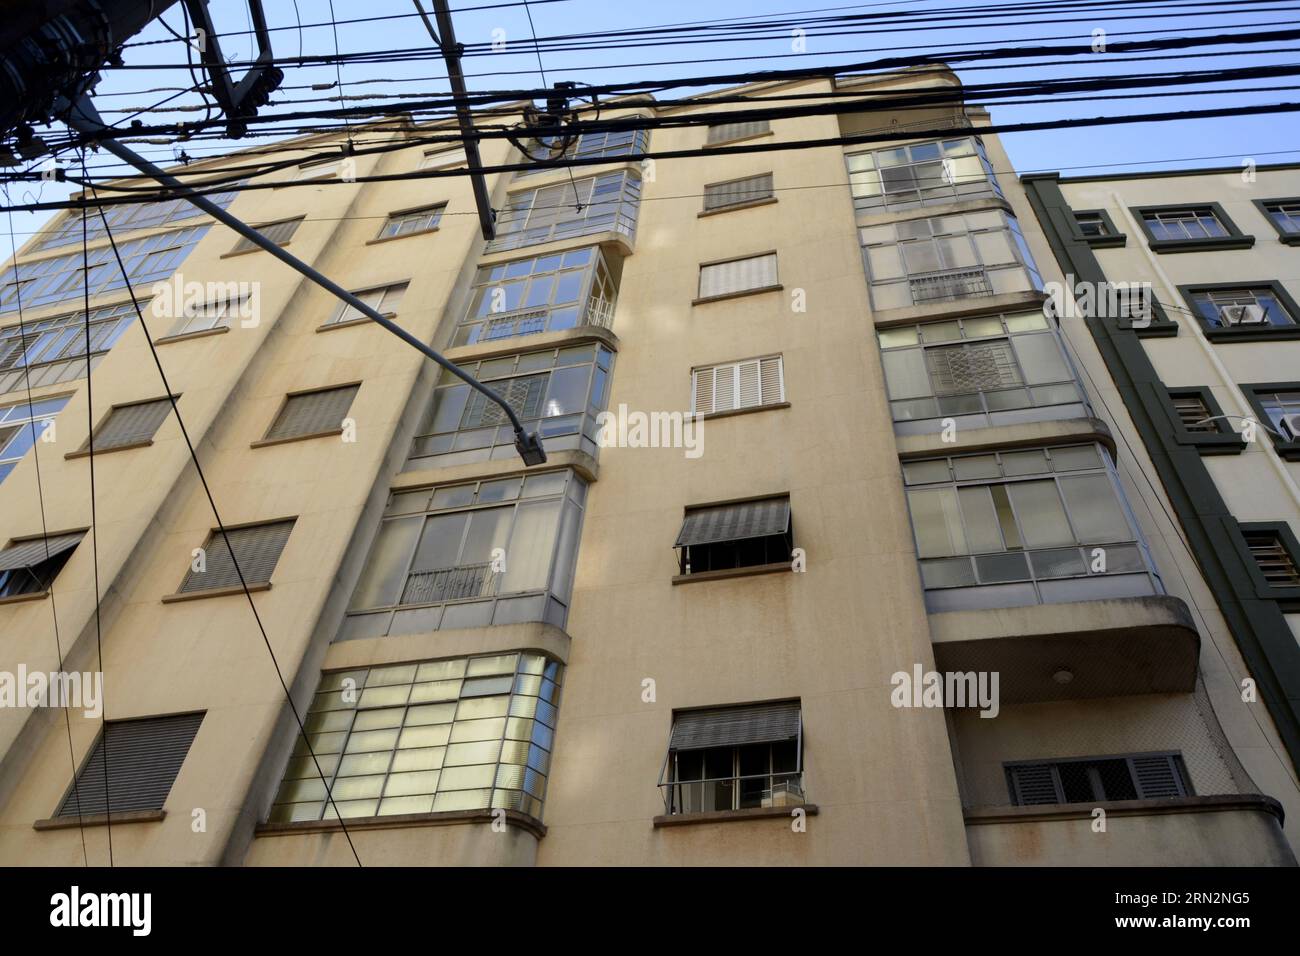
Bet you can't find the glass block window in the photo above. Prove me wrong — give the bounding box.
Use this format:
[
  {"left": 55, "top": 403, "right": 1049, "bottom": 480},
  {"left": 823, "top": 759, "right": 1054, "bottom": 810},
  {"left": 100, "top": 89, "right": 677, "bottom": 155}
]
[
  {"left": 0, "top": 394, "right": 69, "bottom": 483},
  {"left": 1, "top": 225, "right": 207, "bottom": 314},
  {"left": 902, "top": 444, "right": 1159, "bottom": 610},
  {"left": 702, "top": 173, "right": 774, "bottom": 212},
  {"left": 859, "top": 210, "right": 1042, "bottom": 310},
  {"left": 845, "top": 137, "right": 1000, "bottom": 214},
  {"left": 706, "top": 120, "right": 770, "bottom": 144},
  {"left": 455, "top": 246, "right": 618, "bottom": 347},
  {"left": 1187, "top": 287, "right": 1296, "bottom": 329},
  {"left": 877, "top": 311, "right": 1084, "bottom": 427},
  {"left": 1262, "top": 199, "right": 1300, "bottom": 236},
  {"left": 516, "top": 129, "right": 648, "bottom": 175},
  {"left": 0, "top": 301, "right": 143, "bottom": 395},
  {"left": 339, "top": 470, "right": 587, "bottom": 640},
  {"left": 378, "top": 204, "right": 445, "bottom": 239},
  {"left": 325, "top": 281, "right": 408, "bottom": 327},
  {"left": 229, "top": 217, "right": 303, "bottom": 254},
  {"left": 698, "top": 253, "right": 778, "bottom": 299},
  {"left": 409, "top": 343, "right": 613, "bottom": 468},
  {"left": 35, "top": 188, "right": 238, "bottom": 252},
  {"left": 268, "top": 652, "right": 562, "bottom": 822},
  {"left": 486, "top": 170, "right": 641, "bottom": 253},
  {"left": 1142, "top": 207, "right": 1228, "bottom": 242}
]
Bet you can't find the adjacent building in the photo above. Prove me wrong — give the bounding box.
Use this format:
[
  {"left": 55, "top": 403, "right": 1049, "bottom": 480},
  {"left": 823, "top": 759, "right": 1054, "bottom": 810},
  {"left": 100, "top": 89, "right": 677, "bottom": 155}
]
[{"left": 0, "top": 67, "right": 1294, "bottom": 866}]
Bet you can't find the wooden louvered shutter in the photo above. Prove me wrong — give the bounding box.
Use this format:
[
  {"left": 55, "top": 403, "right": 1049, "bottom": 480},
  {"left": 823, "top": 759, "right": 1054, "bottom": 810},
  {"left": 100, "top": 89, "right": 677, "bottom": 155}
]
[
  {"left": 737, "top": 360, "right": 762, "bottom": 408},
  {"left": 179, "top": 520, "right": 295, "bottom": 592},
  {"left": 264, "top": 385, "right": 359, "bottom": 441},
  {"left": 1006, "top": 763, "right": 1062, "bottom": 805},
  {"left": 692, "top": 367, "right": 715, "bottom": 415},
  {"left": 57, "top": 712, "right": 204, "bottom": 816},
  {"left": 88, "top": 398, "right": 172, "bottom": 450},
  {"left": 1130, "top": 754, "right": 1190, "bottom": 798},
  {"left": 760, "top": 356, "right": 784, "bottom": 403}
]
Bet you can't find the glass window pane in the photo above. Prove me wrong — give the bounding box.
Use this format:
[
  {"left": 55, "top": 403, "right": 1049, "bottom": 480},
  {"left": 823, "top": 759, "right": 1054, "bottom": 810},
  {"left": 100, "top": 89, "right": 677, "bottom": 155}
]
[
  {"left": 501, "top": 500, "right": 561, "bottom": 593},
  {"left": 1007, "top": 480, "right": 1074, "bottom": 548},
  {"left": 957, "top": 485, "right": 1004, "bottom": 553},
  {"left": 907, "top": 487, "right": 967, "bottom": 557},
  {"left": 1059, "top": 474, "right": 1132, "bottom": 544},
  {"left": 881, "top": 349, "right": 931, "bottom": 400},
  {"left": 350, "top": 516, "right": 422, "bottom": 610},
  {"left": 410, "top": 512, "right": 470, "bottom": 573},
  {"left": 1011, "top": 333, "right": 1071, "bottom": 385}
]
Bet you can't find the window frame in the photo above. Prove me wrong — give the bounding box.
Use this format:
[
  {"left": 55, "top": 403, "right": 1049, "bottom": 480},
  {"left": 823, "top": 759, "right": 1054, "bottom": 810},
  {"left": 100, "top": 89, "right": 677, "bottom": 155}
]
[
  {"left": 704, "top": 119, "right": 772, "bottom": 146},
  {"left": 321, "top": 281, "right": 409, "bottom": 330},
  {"left": 844, "top": 136, "right": 1001, "bottom": 214},
  {"left": 691, "top": 354, "right": 786, "bottom": 417},
  {"left": 673, "top": 494, "right": 793, "bottom": 582},
  {"left": 1161, "top": 385, "right": 1245, "bottom": 455},
  {"left": 69, "top": 394, "right": 177, "bottom": 458},
  {"left": 1240, "top": 382, "right": 1300, "bottom": 460},
  {"left": 1251, "top": 197, "right": 1300, "bottom": 245},
  {"left": 1233, "top": 520, "right": 1300, "bottom": 608},
  {"left": 1068, "top": 208, "right": 1127, "bottom": 248},
  {"left": 166, "top": 517, "right": 297, "bottom": 600},
  {"left": 1130, "top": 202, "right": 1254, "bottom": 253},
  {"left": 0, "top": 528, "right": 85, "bottom": 601},
  {"left": 700, "top": 172, "right": 776, "bottom": 216},
  {"left": 225, "top": 217, "right": 305, "bottom": 257},
  {"left": 1176, "top": 280, "right": 1300, "bottom": 342},
  {"left": 374, "top": 203, "right": 446, "bottom": 241},
  {"left": 1004, "top": 751, "right": 1192, "bottom": 806},
  {"left": 0, "top": 393, "right": 71, "bottom": 482},
  {"left": 693, "top": 250, "right": 781, "bottom": 305}
]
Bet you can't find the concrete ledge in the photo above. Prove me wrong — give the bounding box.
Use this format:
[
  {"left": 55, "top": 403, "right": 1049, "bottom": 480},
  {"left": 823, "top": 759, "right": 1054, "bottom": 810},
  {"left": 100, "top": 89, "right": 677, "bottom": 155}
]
[
  {"left": 896, "top": 416, "right": 1115, "bottom": 459},
  {"left": 34, "top": 809, "right": 165, "bottom": 830},
  {"left": 479, "top": 231, "right": 634, "bottom": 267},
  {"left": 442, "top": 324, "right": 619, "bottom": 365},
  {"left": 162, "top": 582, "right": 271, "bottom": 604},
  {"left": 654, "top": 804, "right": 818, "bottom": 828},
  {"left": 394, "top": 448, "right": 599, "bottom": 491},
  {"left": 929, "top": 594, "right": 1199, "bottom": 703},
  {"left": 255, "top": 808, "right": 545, "bottom": 840},
  {"left": 965, "top": 793, "right": 1285, "bottom": 826},
  {"left": 872, "top": 290, "right": 1049, "bottom": 328},
  {"left": 853, "top": 196, "right": 1012, "bottom": 231},
  {"left": 323, "top": 620, "right": 573, "bottom": 670}
]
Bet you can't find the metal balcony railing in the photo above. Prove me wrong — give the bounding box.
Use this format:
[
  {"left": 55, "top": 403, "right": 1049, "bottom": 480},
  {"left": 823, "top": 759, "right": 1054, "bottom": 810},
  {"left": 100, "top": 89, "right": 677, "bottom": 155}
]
[
  {"left": 909, "top": 267, "right": 993, "bottom": 304},
  {"left": 400, "top": 563, "right": 497, "bottom": 606}
]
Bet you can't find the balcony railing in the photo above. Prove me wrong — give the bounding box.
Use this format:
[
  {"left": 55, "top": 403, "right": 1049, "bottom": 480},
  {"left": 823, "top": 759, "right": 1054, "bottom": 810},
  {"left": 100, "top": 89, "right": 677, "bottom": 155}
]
[
  {"left": 909, "top": 267, "right": 993, "bottom": 304},
  {"left": 455, "top": 294, "right": 617, "bottom": 348},
  {"left": 400, "top": 563, "right": 497, "bottom": 605},
  {"left": 660, "top": 772, "right": 804, "bottom": 815}
]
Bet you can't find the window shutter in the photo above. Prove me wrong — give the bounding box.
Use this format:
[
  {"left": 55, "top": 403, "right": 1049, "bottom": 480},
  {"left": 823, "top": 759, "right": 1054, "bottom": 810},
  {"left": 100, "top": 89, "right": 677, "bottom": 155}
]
[
  {"left": 86, "top": 398, "right": 172, "bottom": 450},
  {"left": 703, "top": 173, "right": 774, "bottom": 211},
  {"left": 698, "top": 253, "right": 777, "bottom": 299},
  {"left": 57, "top": 712, "right": 204, "bottom": 816},
  {"left": 0, "top": 531, "right": 84, "bottom": 572},
  {"left": 179, "top": 520, "right": 295, "bottom": 592},
  {"left": 760, "top": 356, "right": 784, "bottom": 403},
  {"left": 692, "top": 368, "right": 715, "bottom": 415},
  {"left": 669, "top": 701, "right": 800, "bottom": 751},
  {"left": 737, "top": 360, "right": 762, "bottom": 407},
  {"left": 231, "top": 218, "right": 303, "bottom": 254},
  {"left": 1130, "top": 754, "right": 1189, "bottom": 798},
  {"left": 264, "top": 385, "right": 359, "bottom": 441},
  {"left": 712, "top": 365, "right": 737, "bottom": 413},
  {"left": 1006, "top": 764, "right": 1062, "bottom": 805},
  {"left": 706, "top": 120, "right": 771, "bottom": 144},
  {"left": 674, "top": 497, "right": 790, "bottom": 548},
  {"left": 421, "top": 147, "right": 467, "bottom": 169}
]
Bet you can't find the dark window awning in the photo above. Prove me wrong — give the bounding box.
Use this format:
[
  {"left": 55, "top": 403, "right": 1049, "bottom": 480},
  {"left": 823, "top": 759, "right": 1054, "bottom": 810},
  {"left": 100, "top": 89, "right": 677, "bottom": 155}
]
[
  {"left": 668, "top": 701, "right": 801, "bottom": 752},
  {"left": 673, "top": 497, "right": 790, "bottom": 549},
  {"left": 0, "top": 532, "right": 83, "bottom": 573}
]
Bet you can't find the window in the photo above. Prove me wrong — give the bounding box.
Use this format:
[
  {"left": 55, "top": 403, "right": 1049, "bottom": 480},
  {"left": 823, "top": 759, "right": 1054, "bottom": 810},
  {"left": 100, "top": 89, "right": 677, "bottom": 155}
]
[
  {"left": 176, "top": 520, "right": 295, "bottom": 594},
  {"left": 1241, "top": 384, "right": 1300, "bottom": 459},
  {"left": 455, "top": 246, "right": 618, "bottom": 347},
  {"left": 1075, "top": 213, "right": 1107, "bottom": 238},
  {"left": 706, "top": 120, "right": 770, "bottom": 144},
  {"left": 1162, "top": 387, "right": 1244, "bottom": 454},
  {"left": 660, "top": 701, "right": 803, "bottom": 814},
  {"left": 35, "top": 188, "right": 238, "bottom": 252},
  {"left": 340, "top": 471, "right": 587, "bottom": 639},
  {"left": 859, "top": 210, "right": 1042, "bottom": 311},
  {"left": 377, "top": 204, "right": 445, "bottom": 239},
  {"left": 268, "top": 652, "right": 561, "bottom": 823},
  {"left": 1, "top": 225, "right": 207, "bottom": 315},
  {"left": 516, "top": 129, "right": 648, "bottom": 175},
  {"left": 80, "top": 397, "right": 172, "bottom": 452},
  {"left": 0, "top": 302, "right": 142, "bottom": 395},
  {"left": 845, "top": 137, "right": 1000, "bottom": 213},
  {"left": 702, "top": 173, "right": 774, "bottom": 213},
  {"left": 0, "top": 395, "right": 69, "bottom": 482},
  {"left": 410, "top": 344, "right": 612, "bottom": 468},
  {"left": 1256, "top": 198, "right": 1300, "bottom": 242},
  {"left": 292, "top": 159, "right": 342, "bottom": 181},
  {"left": 1133, "top": 203, "right": 1253, "bottom": 251},
  {"left": 1006, "top": 752, "right": 1190, "bottom": 807},
  {"left": 1241, "top": 526, "right": 1300, "bottom": 588},
  {"left": 166, "top": 294, "right": 247, "bottom": 337},
  {"left": 1182, "top": 283, "right": 1299, "bottom": 338},
  {"left": 0, "top": 531, "right": 83, "bottom": 598},
  {"left": 229, "top": 217, "right": 303, "bottom": 254},
  {"left": 674, "top": 496, "right": 792, "bottom": 576},
  {"left": 902, "top": 444, "right": 1159, "bottom": 612},
  {"left": 692, "top": 356, "right": 784, "bottom": 415},
  {"left": 1070, "top": 209, "right": 1125, "bottom": 247},
  {"left": 878, "top": 312, "right": 1083, "bottom": 430},
  {"left": 1170, "top": 391, "right": 1214, "bottom": 431},
  {"left": 486, "top": 170, "right": 641, "bottom": 253},
  {"left": 324, "top": 281, "right": 408, "bottom": 327},
  {"left": 261, "top": 384, "right": 359, "bottom": 443},
  {"left": 697, "top": 252, "right": 779, "bottom": 301},
  {"left": 419, "top": 147, "right": 467, "bottom": 170},
  {"left": 56, "top": 713, "right": 204, "bottom": 817}
]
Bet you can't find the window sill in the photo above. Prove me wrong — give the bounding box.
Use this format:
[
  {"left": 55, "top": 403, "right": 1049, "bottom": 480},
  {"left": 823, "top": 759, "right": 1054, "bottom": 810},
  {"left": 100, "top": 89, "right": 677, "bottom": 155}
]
[
  {"left": 1176, "top": 433, "right": 1247, "bottom": 456},
  {"left": 1147, "top": 236, "right": 1255, "bottom": 254},
  {"left": 153, "top": 325, "right": 231, "bottom": 345},
  {"left": 1268, "top": 440, "right": 1300, "bottom": 461},
  {"left": 1079, "top": 233, "right": 1127, "bottom": 248},
  {"left": 0, "top": 590, "right": 49, "bottom": 606},
  {"left": 255, "top": 808, "right": 546, "bottom": 839},
  {"left": 315, "top": 311, "right": 396, "bottom": 333},
  {"left": 1278, "top": 233, "right": 1300, "bottom": 246},
  {"left": 1134, "top": 320, "right": 1179, "bottom": 338},
  {"left": 697, "top": 197, "right": 778, "bottom": 219},
  {"left": 692, "top": 284, "right": 783, "bottom": 307},
  {"left": 653, "top": 803, "right": 818, "bottom": 828},
  {"left": 34, "top": 810, "right": 166, "bottom": 831},
  {"left": 365, "top": 227, "right": 440, "bottom": 245},
  {"left": 699, "top": 401, "right": 790, "bottom": 421},
  {"left": 250, "top": 429, "right": 344, "bottom": 449},
  {"left": 65, "top": 440, "right": 154, "bottom": 460},
  {"left": 703, "top": 130, "right": 775, "bottom": 149},
  {"left": 673, "top": 561, "right": 792, "bottom": 585},
  {"left": 162, "top": 582, "right": 271, "bottom": 604},
  {"left": 1202, "top": 325, "right": 1300, "bottom": 343},
  {"left": 221, "top": 241, "right": 293, "bottom": 260}
]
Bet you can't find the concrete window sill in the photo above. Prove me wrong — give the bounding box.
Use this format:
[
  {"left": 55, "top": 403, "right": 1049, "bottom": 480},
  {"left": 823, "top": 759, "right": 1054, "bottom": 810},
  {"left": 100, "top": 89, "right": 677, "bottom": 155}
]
[
  {"left": 250, "top": 429, "right": 344, "bottom": 449},
  {"left": 365, "top": 227, "right": 439, "bottom": 246},
  {"left": 34, "top": 809, "right": 166, "bottom": 831},
  {"left": 0, "top": 590, "right": 49, "bottom": 606},
  {"left": 154, "top": 325, "right": 231, "bottom": 345},
  {"left": 316, "top": 312, "right": 397, "bottom": 333},
  {"left": 653, "top": 804, "right": 818, "bottom": 828},
  {"left": 162, "top": 582, "right": 271, "bottom": 604},
  {"left": 698, "top": 197, "right": 778, "bottom": 219},
  {"left": 221, "top": 241, "right": 293, "bottom": 260},
  {"left": 672, "top": 562, "right": 792, "bottom": 585},
  {"left": 692, "top": 284, "right": 784, "bottom": 307},
  {"left": 255, "top": 807, "right": 546, "bottom": 839},
  {"left": 700, "top": 401, "right": 790, "bottom": 421},
  {"left": 65, "top": 440, "right": 154, "bottom": 460}
]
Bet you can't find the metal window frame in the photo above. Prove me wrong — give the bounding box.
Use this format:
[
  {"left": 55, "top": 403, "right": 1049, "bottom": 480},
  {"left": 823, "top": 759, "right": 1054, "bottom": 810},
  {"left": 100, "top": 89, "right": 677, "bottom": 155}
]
[
  {"left": 1252, "top": 197, "right": 1300, "bottom": 244},
  {"left": 1004, "top": 750, "right": 1191, "bottom": 806},
  {"left": 690, "top": 354, "right": 785, "bottom": 414},
  {"left": 1234, "top": 520, "right": 1300, "bottom": 608},
  {"left": 845, "top": 135, "right": 999, "bottom": 213},
  {"left": 1240, "top": 382, "right": 1300, "bottom": 460},
  {"left": 696, "top": 250, "right": 780, "bottom": 299},
  {"left": 378, "top": 203, "right": 447, "bottom": 239},
  {"left": 1178, "top": 280, "right": 1300, "bottom": 341},
  {"left": 1130, "top": 201, "right": 1254, "bottom": 252}
]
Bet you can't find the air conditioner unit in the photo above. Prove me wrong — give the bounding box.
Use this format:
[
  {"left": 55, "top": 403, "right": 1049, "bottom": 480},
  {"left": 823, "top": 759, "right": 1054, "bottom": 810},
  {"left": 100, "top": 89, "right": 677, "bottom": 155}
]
[
  {"left": 1219, "top": 304, "right": 1266, "bottom": 326},
  {"left": 1281, "top": 413, "right": 1300, "bottom": 442}
]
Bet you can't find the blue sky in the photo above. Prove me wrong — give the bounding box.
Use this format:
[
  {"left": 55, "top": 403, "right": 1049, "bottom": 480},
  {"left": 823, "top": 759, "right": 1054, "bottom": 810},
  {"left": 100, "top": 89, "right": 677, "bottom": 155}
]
[{"left": 5, "top": 0, "right": 1299, "bottom": 246}]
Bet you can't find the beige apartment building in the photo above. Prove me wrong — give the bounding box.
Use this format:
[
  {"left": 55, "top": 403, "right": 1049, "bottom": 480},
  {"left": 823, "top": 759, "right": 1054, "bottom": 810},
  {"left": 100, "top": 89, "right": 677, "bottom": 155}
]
[{"left": 0, "top": 67, "right": 1294, "bottom": 866}]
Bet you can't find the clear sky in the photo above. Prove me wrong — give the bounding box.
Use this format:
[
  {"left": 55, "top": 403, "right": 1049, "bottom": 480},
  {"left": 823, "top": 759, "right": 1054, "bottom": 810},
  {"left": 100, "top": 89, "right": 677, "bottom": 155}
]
[{"left": 5, "top": 0, "right": 1299, "bottom": 247}]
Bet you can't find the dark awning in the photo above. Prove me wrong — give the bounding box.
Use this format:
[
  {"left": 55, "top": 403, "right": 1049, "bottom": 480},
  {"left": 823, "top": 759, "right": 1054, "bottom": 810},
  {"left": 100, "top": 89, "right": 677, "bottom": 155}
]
[
  {"left": 668, "top": 701, "right": 801, "bottom": 752},
  {"left": 0, "top": 532, "right": 83, "bottom": 572},
  {"left": 673, "top": 497, "right": 790, "bottom": 549}
]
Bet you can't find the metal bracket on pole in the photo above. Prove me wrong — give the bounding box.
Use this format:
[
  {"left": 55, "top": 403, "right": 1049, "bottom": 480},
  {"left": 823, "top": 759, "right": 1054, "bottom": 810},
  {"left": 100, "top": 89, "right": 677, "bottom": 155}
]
[
  {"left": 182, "top": 0, "right": 282, "bottom": 138},
  {"left": 61, "top": 94, "right": 545, "bottom": 466}
]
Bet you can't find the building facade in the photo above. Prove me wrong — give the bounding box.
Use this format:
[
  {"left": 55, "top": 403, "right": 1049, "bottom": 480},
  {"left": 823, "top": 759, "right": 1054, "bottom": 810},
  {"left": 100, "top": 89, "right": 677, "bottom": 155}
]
[{"left": 0, "top": 68, "right": 1294, "bottom": 866}]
